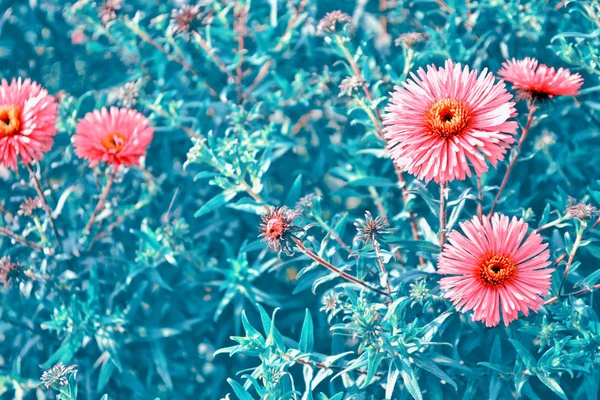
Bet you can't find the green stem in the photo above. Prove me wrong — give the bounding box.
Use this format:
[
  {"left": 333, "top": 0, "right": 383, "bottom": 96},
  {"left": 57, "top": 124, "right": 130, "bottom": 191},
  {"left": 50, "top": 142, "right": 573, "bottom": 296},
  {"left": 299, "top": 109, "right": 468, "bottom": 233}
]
[
  {"left": 292, "top": 236, "right": 390, "bottom": 298},
  {"left": 558, "top": 224, "right": 585, "bottom": 296},
  {"left": 439, "top": 183, "right": 447, "bottom": 246},
  {"left": 489, "top": 104, "right": 537, "bottom": 216}
]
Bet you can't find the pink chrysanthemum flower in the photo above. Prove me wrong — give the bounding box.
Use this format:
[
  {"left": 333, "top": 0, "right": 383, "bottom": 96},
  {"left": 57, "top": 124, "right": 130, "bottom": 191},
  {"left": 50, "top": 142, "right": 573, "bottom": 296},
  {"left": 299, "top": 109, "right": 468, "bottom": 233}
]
[
  {"left": 383, "top": 59, "right": 518, "bottom": 183},
  {"left": 74, "top": 107, "right": 154, "bottom": 168},
  {"left": 498, "top": 57, "right": 583, "bottom": 100},
  {"left": 0, "top": 78, "right": 58, "bottom": 169},
  {"left": 438, "top": 214, "right": 553, "bottom": 327}
]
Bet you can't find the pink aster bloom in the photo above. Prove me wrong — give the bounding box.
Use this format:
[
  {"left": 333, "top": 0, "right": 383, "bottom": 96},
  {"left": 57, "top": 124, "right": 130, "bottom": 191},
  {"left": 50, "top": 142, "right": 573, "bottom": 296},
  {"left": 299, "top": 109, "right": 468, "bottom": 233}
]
[
  {"left": 383, "top": 59, "right": 518, "bottom": 183},
  {"left": 74, "top": 107, "right": 153, "bottom": 168},
  {"left": 0, "top": 78, "right": 58, "bottom": 169},
  {"left": 438, "top": 214, "right": 553, "bottom": 327},
  {"left": 498, "top": 57, "right": 583, "bottom": 100}
]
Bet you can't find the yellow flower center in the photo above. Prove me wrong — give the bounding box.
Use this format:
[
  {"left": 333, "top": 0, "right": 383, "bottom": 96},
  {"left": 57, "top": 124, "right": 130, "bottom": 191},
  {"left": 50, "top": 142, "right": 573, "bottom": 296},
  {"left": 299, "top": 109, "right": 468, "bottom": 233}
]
[
  {"left": 477, "top": 252, "right": 517, "bottom": 287},
  {"left": 0, "top": 105, "right": 22, "bottom": 137},
  {"left": 425, "top": 99, "right": 472, "bottom": 139},
  {"left": 101, "top": 131, "right": 127, "bottom": 152}
]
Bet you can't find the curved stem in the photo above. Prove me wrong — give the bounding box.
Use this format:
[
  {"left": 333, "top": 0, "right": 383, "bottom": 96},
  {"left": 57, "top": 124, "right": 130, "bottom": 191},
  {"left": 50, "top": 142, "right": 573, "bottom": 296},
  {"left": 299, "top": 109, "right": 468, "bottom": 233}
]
[
  {"left": 374, "top": 241, "right": 392, "bottom": 295},
  {"left": 544, "top": 283, "right": 600, "bottom": 306},
  {"left": 439, "top": 182, "right": 447, "bottom": 246},
  {"left": 476, "top": 177, "right": 483, "bottom": 223},
  {"left": 240, "top": 180, "right": 270, "bottom": 213},
  {"left": 333, "top": 34, "right": 422, "bottom": 254},
  {"left": 25, "top": 163, "right": 59, "bottom": 240},
  {"left": 532, "top": 216, "right": 568, "bottom": 234},
  {"left": 84, "top": 169, "right": 117, "bottom": 234},
  {"left": 291, "top": 236, "right": 390, "bottom": 298},
  {"left": 489, "top": 105, "right": 537, "bottom": 216},
  {"left": 315, "top": 216, "right": 358, "bottom": 261},
  {"left": 0, "top": 227, "right": 42, "bottom": 251},
  {"left": 558, "top": 225, "right": 584, "bottom": 296}
]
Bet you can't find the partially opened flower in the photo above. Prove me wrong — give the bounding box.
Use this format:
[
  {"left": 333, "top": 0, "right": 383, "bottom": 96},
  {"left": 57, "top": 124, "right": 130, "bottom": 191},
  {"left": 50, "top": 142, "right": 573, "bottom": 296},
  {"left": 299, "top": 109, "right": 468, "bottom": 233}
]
[
  {"left": 0, "top": 256, "right": 26, "bottom": 288},
  {"left": 498, "top": 58, "right": 583, "bottom": 100},
  {"left": 438, "top": 214, "right": 553, "bottom": 327},
  {"left": 259, "top": 206, "right": 300, "bottom": 253},
  {"left": 383, "top": 60, "right": 518, "bottom": 183},
  {"left": 74, "top": 107, "right": 153, "bottom": 168},
  {"left": 0, "top": 78, "right": 58, "bottom": 169}
]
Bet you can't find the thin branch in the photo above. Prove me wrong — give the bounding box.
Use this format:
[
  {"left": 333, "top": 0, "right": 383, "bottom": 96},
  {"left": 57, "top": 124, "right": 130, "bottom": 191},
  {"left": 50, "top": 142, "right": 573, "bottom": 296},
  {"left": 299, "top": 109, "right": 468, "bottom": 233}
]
[
  {"left": 476, "top": 177, "right": 483, "bottom": 223},
  {"left": 25, "top": 163, "right": 58, "bottom": 240},
  {"left": 127, "top": 20, "right": 198, "bottom": 76},
  {"left": 544, "top": 283, "right": 600, "bottom": 306},
  {"left": 558, "top": 225, "right": 584, "bottom": 296},
  {"left": 532, "top": 216, "right": 568, "bottom": 234},
  {"left": 489, "top": 104, "right": 537, "bottom": 216},
  {"left": 234, "top": 2, "right": 248, "bottom": 102},
  {"left": 439, "top": 182, "right": 447, "bottom": 246},
  {"left": 192, "top": 32, "right": 239, "bottom": 84},
  {"left": 0, "top": 203, "right": 13, "bottom": 219},
  {"left": 243, "top": 0, "right": 308, "bottom": 99},
  {"left": 292, "top": 236, "right": 390, "bottom": 298},
  {"left": 84, "top": 169, "right": 117, "bottom": 235},
  {"left": 240, "top": 180, "right": 270, "bottom": 213},
  {"left": 374, "top": 241, "right": 392, "bottom": 295},
  {"left": 0, "top": 227, "right": 42, "bottom": 251}
]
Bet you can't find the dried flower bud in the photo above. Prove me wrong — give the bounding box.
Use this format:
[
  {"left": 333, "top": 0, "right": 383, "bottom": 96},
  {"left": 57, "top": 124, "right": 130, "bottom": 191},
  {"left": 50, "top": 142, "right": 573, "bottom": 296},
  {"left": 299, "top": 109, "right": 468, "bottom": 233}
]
[
  {"left": 566, "top": 197, "right": 598, "bottom": 221},
  {"left": 40, "top": 363, "right": 78, "bottom": 389},
  {"left": 98, "top": 0, "right": 123, "bottom": 25},
  {"left": 259, "top": 206, "right": 299, "bottom": 253},
  {"left": 394, "top": 32, "right": 426, "bottom": 48},
  {"left": 0, "top": 256, "right": 26, "bottom": 288},
  {"left": 338, "top": 76, "right": 365, "bottom": 97},
  {"left": 295, "top": 193, "right": 320, "bottom": 213},
  {"left": 118, "top": 80, "right": 141, "bottom": 107},
  {"left": 316, "top": 11, "right": 351, "bottom": 36},
  {"left": 354, "top": 211, "right": 395, "bottom": 244}
]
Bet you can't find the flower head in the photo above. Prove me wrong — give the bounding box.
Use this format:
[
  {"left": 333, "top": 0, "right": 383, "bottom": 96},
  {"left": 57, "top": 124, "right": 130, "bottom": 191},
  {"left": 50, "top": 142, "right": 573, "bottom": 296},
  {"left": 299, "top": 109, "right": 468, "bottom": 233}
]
[
  {"left": 117, "top": 80, "right": 140, "bottom": 108},
  {"left": 534, "top": 130, "right": 556, "bottom": 152},
  {"left": 18, "top": 197, "right": 43, "bottom": 216},
  {"left": 170, "top": 4, "right": 211, "bottom": 37},
  {"left": 40, "top": 363, "right": 78, "bottom": 389},
  {"left": 259, "top": 206, "right": 299, "bottom": 253},
  {"left": 338, "top": 76, "right": 365, "bottom": 97},
  {"left": 438, "top": 214, "right": 553, "bottom": 327},
  {"left": 566, "top": 197, "right": 598, "bottom": 221},
  {"left": 0, "top": 256, "right": 26, "bottom": 288},
  {"left": 74, "top": 107, "right": 154, "bottom": 168},
  {"left": 383, "top": 60, "right": 518, "bottom": 183},
  {"left": 295, "top": 193, "right": 320, "bottom": 213},
  {"left": 498, "top": 58, "right": 583, "bottom": 100},
  {"left": 354, "top": 211, "right": 394, "bottom": 244},
  {"left": 395, "top": 32, "right": 426, "bottom": 48},
  {"left": 321, "top": 290, "right": 341, "bottom": 316},
  {"left": 99, "top": 0, "right": 122, "bottom": 25},
  {"left": 316, "top": 11, "right": 351, "bottom": 36},
  {"left": 0, "top": 78, "right": 58, "bottom": 169}
]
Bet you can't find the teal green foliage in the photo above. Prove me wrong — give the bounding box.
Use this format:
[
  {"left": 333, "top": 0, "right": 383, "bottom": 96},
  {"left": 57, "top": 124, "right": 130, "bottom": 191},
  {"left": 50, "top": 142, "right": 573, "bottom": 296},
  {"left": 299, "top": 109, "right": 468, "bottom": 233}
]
[{"left": 0, "top": 0, "right": 599, "bottom": 399}]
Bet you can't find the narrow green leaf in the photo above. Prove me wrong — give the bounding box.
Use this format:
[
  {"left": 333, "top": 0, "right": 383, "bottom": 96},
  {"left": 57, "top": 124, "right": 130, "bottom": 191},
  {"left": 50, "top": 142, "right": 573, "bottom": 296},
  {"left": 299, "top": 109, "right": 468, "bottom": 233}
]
[
  {"left": 227, "top": 379, "right": 256, "bottom": 400},
  {"left": 194, "top": 190, "right": 237, "bottom": 218},
  {"left": 299, "top": 309, "right": 314, "bottom": 353},
  {"left": 285, "top": 174, "right": 303, "bottom": 207}
]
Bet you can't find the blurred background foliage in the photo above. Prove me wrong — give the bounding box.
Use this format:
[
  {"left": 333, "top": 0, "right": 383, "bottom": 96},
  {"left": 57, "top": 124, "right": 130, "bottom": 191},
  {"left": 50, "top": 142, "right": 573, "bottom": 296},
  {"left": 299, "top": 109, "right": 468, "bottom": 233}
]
[{"left": 0, "top": 0, "right": 599, "bottom": 399}]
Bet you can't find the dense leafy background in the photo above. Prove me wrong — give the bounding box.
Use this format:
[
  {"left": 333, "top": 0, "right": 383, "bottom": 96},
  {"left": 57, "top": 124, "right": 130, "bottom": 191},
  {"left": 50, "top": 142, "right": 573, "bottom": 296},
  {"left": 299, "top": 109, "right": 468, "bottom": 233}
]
[{"left": 0, "top": 0, "right": 599, "bottom": 399}]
